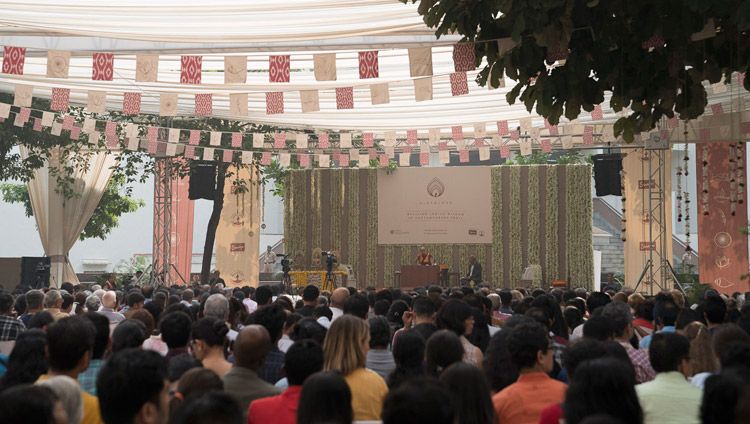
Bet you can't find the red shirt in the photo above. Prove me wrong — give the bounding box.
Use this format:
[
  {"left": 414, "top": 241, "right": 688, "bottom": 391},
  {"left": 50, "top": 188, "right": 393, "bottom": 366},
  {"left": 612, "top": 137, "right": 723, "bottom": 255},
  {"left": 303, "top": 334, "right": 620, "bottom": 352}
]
[{"left": 247, "top": 385, "right": 302, "bottom": 424}]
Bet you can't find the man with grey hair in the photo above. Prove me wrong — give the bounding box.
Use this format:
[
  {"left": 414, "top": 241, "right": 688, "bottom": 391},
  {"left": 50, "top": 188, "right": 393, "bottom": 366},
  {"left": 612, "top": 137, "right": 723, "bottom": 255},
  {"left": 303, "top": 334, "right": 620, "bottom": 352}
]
[
  {"left": 85, "top": 295, "right": 102, "bottom": 314},
  {"left": 180, "top": 289, "right": 194, "bottom": 307},
  {"left": 460, "top": 255, "right": 482, "bottom": 287},
  {"left": 97, "top": 292, "right": 124, "bottom": 324},
  {"left": 601, "top": 300, "right": 655, "bottom": 383},
  {"left": 20, "top": 289, "right": 45, "bottom": 327},
  {"left": 43, "top": 290, "right": 69, "bottom": 321},
  {"left": 205, "top": 293, "right": 237, "bottom": 342}
]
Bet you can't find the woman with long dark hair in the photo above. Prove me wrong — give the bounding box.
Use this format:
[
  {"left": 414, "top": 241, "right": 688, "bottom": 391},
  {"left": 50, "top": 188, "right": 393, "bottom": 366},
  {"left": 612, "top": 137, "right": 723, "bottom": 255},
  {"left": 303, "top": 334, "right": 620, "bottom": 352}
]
[
  {"left": 191, "top": 316, "right": 231, "bottom": 377},
  {"left": 436, "top": 299, "right": 483, "bottom": 365},
  {"left": 0, "top": 329, "right": 48, "bottom": 391},
  {"left": 388, "top": 330, "right": 425, "bottom": 390},
  {"left": 297, "top": 371, "right": 353, "bottom": 424},
  {"left": 440, "top": 362, "right": 494, "bottom": 424}
]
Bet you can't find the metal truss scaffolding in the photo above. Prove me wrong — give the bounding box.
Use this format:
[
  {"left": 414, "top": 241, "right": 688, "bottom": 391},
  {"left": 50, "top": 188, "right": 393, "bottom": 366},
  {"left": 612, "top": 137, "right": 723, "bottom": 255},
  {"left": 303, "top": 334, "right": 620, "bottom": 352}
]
[{"left": 152, "top": 156, "right": 173, "bottom": 287}]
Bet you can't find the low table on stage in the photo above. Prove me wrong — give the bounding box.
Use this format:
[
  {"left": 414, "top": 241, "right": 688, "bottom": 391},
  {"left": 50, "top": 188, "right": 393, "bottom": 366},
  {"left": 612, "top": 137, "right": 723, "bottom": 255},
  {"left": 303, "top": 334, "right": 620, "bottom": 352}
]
[
  {"left": 290, "top": 270, "right": 348, "bottom": 289},
  {"left": 398, "top": 265, "right": 443, "bottom": 289}
]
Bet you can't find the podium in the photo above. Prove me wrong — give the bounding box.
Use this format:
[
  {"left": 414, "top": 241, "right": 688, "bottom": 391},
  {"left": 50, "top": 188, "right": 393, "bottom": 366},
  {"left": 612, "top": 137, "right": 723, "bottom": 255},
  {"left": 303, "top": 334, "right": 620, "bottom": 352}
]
[{"left": 399, "top": 265, "right": 441, "bottom": 289}]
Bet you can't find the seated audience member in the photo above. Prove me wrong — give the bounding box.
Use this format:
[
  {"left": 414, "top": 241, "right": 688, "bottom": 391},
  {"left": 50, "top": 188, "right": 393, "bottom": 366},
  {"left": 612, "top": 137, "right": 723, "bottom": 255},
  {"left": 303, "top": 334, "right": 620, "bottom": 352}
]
[
  {"left": 0, "top": 292, "right": 25, "bottom": 342},
  {"left": 0, "top": 328, "right": 48, "bottom": 391},
  {"left": 639, "top": 300, "right": 679, "bottom": 349},
  {"left": 570, "top": 292, "right": 610, "bottom": 341},
  {"left": 111, "top": 320, "right": 147, "bottom": 354},
  {"left": 582, "top": 316, "right": 616, "bottom": 341},
  {"left": 482, "top": 316, "right": 530, "bottom": 393},
  {"left": 425, "top": 330, "right": 465, "bottom": 378},
  {"left": 436, "top": 299, "right": 483, "bottom": 365},
  {"left": 636, "top": 332, "right": 702, "bottom": 424},
  {"left": 78, "top": 312, "right": 111, "bottom": 396},
  {"left": 248, "top": 339, "right": 324, "bottom": 424},
  {"left": 297, "top": 286, "right": 319, "bottom": 317},
  {"left": 169, "top": 368, "right": 224, "bottom": 418},
  {"left": 601, "top": 301, "right": 655, "bottom": 383},
  {"left": 41, "top": 316, "right": 102, "bottom": 424},
  {"left": 167, "top": 355, "right": 203, "bottom": 394},
  {"left": 440, "top": 362, "right": 494, "bottom": 424},
  {"left": 700, "top": 367, "right": 750, "bottom": 424},
  {"left": 191, "top": 316, "right": 231, "bottom": 377},
  {"left": 98, "top": 292, "right": 125, "bottom": 324},
  {"left": 492, "top": 322, "right": 567, "bottom": 424},
  {"left": 249, "top": 304, "right": 287, "bottom": 384},
  {"left": 297, "top": 371, "right": 353, "bottom": 424},
  {"left": 314, "top": 305, "right": 333, "bottom": 329},
  {"left": 44, "top": 290, "right": 70, "bottom": 321},
  {"left": 160, "top": 311, "right": 192, "bottom": 361},
  {"left": 323, "top": 315, "right": 388, "bottom": 421},
  {"left": 342, "top": 294, "right": 369, "bottom": 320},
  {"left": 329, "top": 288, "right": 348, "bottom": 322},
  {"left": 703, "top": 294, "right": 727, "bottom": 334},
  {"left": 388, "top": 330, "right": 425, "bottom": 390},
  {"left": 171, "top": 391, "right": 242, "bottom": 424},
  {"left": 683, "top": 322, "right": 718, "bottom": 390},
  {"left": 394, "top": 295, "right": 437, "bottom": 342},
  {"left": 290, "top": 318, "right": 328, "bottom": 345},
  {"left": 563, "top": 358, "right": 643, "bottom": 424},
  {"left": 382, "top": 378, "right": 454, "bottom": 424},
  {"left": 122, "top": 292, "right": 146, "bottom": 320},
  {"left": 277, "top": 314, "right": 302, "bottom": 353},
  {"left": 0, "top": 384, "right": 62, "bottom": 424},
  {"left": 221, "top": 325, "right": 282, "bottom": 421},
  {"left": 36, "top": 375, "right": 84, "bottom": 424},
  {"left": 85, "top": 295, "right": 102, "bottom": 315},
  {"left": 366, "top": 316, "right": 396, "bottom": 383},
  {"left": 374, "top": 300, "right": 392, "bottom": 317},
  {"left": 97, "top": 349, "right": 170, "bottom": 424},
  {"left": 19, "top": 289, "right": 44, "bottom": 327}
]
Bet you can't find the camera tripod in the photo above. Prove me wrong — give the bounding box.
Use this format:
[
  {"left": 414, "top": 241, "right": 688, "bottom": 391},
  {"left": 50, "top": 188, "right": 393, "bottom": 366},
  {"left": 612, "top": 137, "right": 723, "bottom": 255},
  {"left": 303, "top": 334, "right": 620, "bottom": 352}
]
[{"left": 321, "top": 269, "right": 335, "bottom": 292}]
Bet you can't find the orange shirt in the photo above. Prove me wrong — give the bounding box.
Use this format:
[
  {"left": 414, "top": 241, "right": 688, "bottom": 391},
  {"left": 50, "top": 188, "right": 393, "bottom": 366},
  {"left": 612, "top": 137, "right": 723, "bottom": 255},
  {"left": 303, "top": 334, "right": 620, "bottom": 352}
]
[
  {"left": 492, "top": 372, "right": 567, "bottom": 424},
  {"left": 416, "top": 254, "right": 433, "bottom": 266}
]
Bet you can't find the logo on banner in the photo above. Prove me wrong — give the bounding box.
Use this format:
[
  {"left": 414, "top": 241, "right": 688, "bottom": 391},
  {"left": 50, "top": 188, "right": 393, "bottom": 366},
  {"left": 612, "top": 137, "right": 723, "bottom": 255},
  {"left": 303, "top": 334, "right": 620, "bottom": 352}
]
[
  {"left": 230, "top": 270, "right": 245, "bottom": 285},
  {"left": 638, "top": 180, "right": 657, "bottom": 189},
  {"left": 427, "top": 177, "right": 445, "bottom": 197},
  {"left": 639, "top": 242, "right": 656, "bottom": 251},
  {"left": 231, "top": 213, "right": 245, "bottom": 227},
  {"left": 230, "top": 243, "right": 246, "bottom": 252}
]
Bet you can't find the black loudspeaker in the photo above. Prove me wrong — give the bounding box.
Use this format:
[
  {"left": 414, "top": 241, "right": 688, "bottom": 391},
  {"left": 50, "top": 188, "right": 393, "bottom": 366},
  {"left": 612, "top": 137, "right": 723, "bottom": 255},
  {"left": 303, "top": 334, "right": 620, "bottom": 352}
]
[
  {"left": 189, "top": 162, "right": 217, "bottom": 200},
  {"left": 592, "top": 154, "right": 624, "bottom": 196},
  {"left": 21, "top": 257, "right": 50, "bottom": 289}
]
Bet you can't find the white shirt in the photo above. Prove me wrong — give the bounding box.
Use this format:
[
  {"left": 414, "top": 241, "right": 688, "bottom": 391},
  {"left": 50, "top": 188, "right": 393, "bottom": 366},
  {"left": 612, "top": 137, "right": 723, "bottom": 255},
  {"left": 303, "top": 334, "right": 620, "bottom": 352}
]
[
  {"left": 330, "top": 306, "right": 344, "bottom": 322},
  {"left": 278, "top": 334, "right": 294, "bottom": 353},
  {"left": 243, "top": 298, "right": 258, "bottom": 314},
  {"left": 317, "top": 316, "right": 331, "bottom": 329}
]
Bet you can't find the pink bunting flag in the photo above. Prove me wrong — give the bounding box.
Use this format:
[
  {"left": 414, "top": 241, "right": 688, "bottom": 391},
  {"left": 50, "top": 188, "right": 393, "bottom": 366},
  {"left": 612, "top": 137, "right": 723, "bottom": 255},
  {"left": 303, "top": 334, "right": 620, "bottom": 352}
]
[
  {"left": 92, "top": 53, "right": 114, "bottom": 81},
  {"left": 33, "top": 118, "right": 42, "bottom": 132},
  {"left": 180, "top": 56, "right": 202, "bottom": 84},
  {"left": 660, "top": 129, "right": 670, "bottom": 141},
  {"left": 189, "top": 130, "right": 200, "bottom": 145},
  {"left": 147, "top": 140, "right": 157, "bottom": 154},
  {"left": 195, "top": 94, "right": 212, "bottom": 116},
  {"left": 122, "top": 92, "right": 142, "bottom": 115},
  {"left": 700, "top": 128, "right": 711, "bottom": 140},
  {"left": 500, "top": 145, "right": 510, "bottom": 158},
  {"left": 222, "top": 150, "right": 234, "bottom": 163},
  {"left": 739, "top": 72, "right": 746, "bottom": 88},
  {"left": 231, "top": 132, "right": 242, "bottom": 148},
  {"left": 584, "top": 125, "right": 594, "bottom": 135},
  {"left": 407, "top": 130, "right": 418, "bottom": 145},
  {"left": 358, "top": 51, "right": 379, "bottom": 79},
  {"left": 741, "top": 122, "right": 750, "bottom": 134},
  {"left": 274, "top": 133, "right": 286, "bottom": 149},
  {"left": 549, "top": 126, "right": 559, "bottom": 136},
  {"left": 459, "top": 150, "right": 469, "bottom": 163},
  {"left": 363, "top": 132, "right": 374, "bottom": 147},
  {"left": 583, "top": 132, "right": 594, "bottom": 146},
  {"left": 331, "top": 149, "right": 340, "bottom": 161},
  {"left": 544, "top": 118, "right": 552, "bottom": 129},
  {"left": 475, "top": 138, "right": 484, "bottom": 148},
  {"left": 339, "top": 154, "right": 350, "bottom": 167},
  {"left": 260, "top": 151, "right": 271, "bottom": 165},
  {"left": 269, "top": 55, "right": 291, "bottom": 83},
  {"left": 318, "top": 133, "right": 329, "bottom": 149},
  {"left": 19, "top": 107, "right": 31, "bottom": 123},
  {"left": 510, "top": 130, "right": 520, "bottom": 141},
  {"left": 62, "top": 115, "right": 74, "bottom": 130},
  {"left": 2, "top": 46, "right": 26, "bottom": 75},
  {"left": 368, "top": 148, "right": 377, "bottom": 160},
  {"left": 184, "top": 146, "right": 195, "bottom": 158},
  {"left": 668, "top": 116, "right": 679, "bottom": 129},
  {"left": 379, "top": 154, "right": 389, "bottom": 167},
  {"left": 451, "top": 126, "right": 463, "bottom": 141},
  {"left": 453, "top": 43, "right": 476, "bottom": 72},
  {"left": 541, "top": 139, "right": 552, "bottom": 153},
  {"left": 105, "top": 121, "right": 117, "bottom": 138},
  {"left": 107, "top": 135, "right": 119, "bottom": 148},
  {"left": 497, "top": 120, "right": 509, "bottom": 136},
  {"left": 438, "top": 142, "right": 448, "bottom": 151},
  {"left": 147, "top": 126, "right": 158, "bottom": 142},
  {"left": 299, "top": 153, "right": 310, "bottom": 167},
  {"left": 711, "top": 103, "right": 724, "bottom": 116},
  {"left": 336, "top": 87, "right": 354, "bottom": 109},
  {"left": 450, "top": 72, "right": 469, "bottom": 96},
  {"left": 50, "top": 88, "right": 70, "bottom": 111},
  {"left": 266, "top": 92, "right": 284, "bottom": 115},
  {"left": 419, "top": 152, "right": 429, "bottom": 166},
  {"left": 70, "top": 126, "right": 81, "bottom": 140},
  {"left": 403, "top": 146, "right": 412, "bottom": 154},
  {"left": 591, "top": 105, "right": 603, "bottom": 121}
]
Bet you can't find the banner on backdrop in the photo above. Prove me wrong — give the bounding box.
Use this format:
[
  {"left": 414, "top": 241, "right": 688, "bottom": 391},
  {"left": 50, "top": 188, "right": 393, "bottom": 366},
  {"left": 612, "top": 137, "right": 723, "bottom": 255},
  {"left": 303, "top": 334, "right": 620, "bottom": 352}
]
[
  {"left": 623, "top": 149, "right": 673, "bottom": 289},
  {"left": 215, "top": 168, "right": 260, "bottom": 287},
  {"left": 170, "top": 173, "right": 194, "bottom": 285},
  {"left": 377, "top": 167, "right": 493, "bottom": 244},
  {"left": 695, "top": 143, "right": 749, "bottom": 295}
]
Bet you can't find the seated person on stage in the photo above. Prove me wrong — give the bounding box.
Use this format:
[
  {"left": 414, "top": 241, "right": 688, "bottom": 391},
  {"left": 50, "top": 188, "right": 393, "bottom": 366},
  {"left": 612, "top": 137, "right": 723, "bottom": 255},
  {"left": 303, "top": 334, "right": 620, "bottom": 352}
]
[
  {"left": 415, "top": 246, "right": 433, "bottom": 266},
  {"left": 460, "top": 256, "right": 482, "bottom": 286}
]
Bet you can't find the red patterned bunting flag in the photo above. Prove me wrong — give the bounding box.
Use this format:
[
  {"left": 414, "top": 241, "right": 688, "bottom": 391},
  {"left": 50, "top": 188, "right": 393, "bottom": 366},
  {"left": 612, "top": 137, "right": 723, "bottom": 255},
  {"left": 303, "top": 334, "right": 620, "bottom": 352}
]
[
  {"left": 147, "top": 126, "right": 158, "bottom": 142},
  {"left": 147, "top": 140, "right": 157, "bottom": 154},
  {"left": 62, "top": 115, "right": 74, "bottom": 130},
  {"left": 262, "top": 151, "right": 272, "bottom": 165},
  {"left": 180, "top": 56, "right": 202, "bottom": 84},
  {"left": 358, "top": 51, "right": 379, "bottom": 79},
  {"left": 299, "top": 153, "right": 310, "bottom": 167},
  {"left": 452, "top": 126, "right": 463, "bottom": 141},
  {"left": 189, "top": 130, "right": 200, "bottom": 145},
  {"left": 122, "top": 92, "right": 142, "bottom": 115},
  {"left": 407, "top": 130, "right": 418, "bottom": 145},
  {"left": 500, "top": 145, "right": 510, "bottom": 158},
  {"left": 340, "top": 154, "right": 350, "bottom": 167},
  {"left": 497, "top": 120, "right": 509, "bottom": 136},
  {"left": 336, "top": 87, "right": 354, "bottom": 109},
  {"left": 420, "top": 152, "right": 429, "bottom": 166},
  {"left": 184, "top": 146, "right": 195, "bottom": 158},
  {"left": 459, "top": 150, "right": 469, "bottom": 163},
  {"left": 542, "top": 139, "right": 552, "bottom": 153},
  {"left": 231, "top": 133, "right": 242, "bottom": 148},
  {"left": 33, "top": 118, "right": 42, "bottom": 132},
  {"left": 318, "top": 133, "right": 329, "bottom": 149},
  {"left": 105, "top": 121, "right": 117, "bottom": 138},
  {"left": 363, "top": 132, "right": 374, "bottom": 147},
  {"left": 452, "top": 43, "right": 475, "bottom": 72},
  {"left": 269, "top": 55, "right": 290, "bottom": 83},
  {"left": 18, "top": 107, "right": 30, "bottom": 123},
  {"left": 711, "top": 103, "right": 724, "bottom": 116},
  {"left": 266, "top": 92, "right": 284, "bottom": 115},
  {"left": 274, "top": 133, "right": 286, "bottom": 149},
  {"left": 92, "top": 53, "right": 114, "bottom": 81},
  {"left": 510, "top": 130, "right": 520, "bottom": 141},
  {"left": 50, "top": 88, "right": 70, "bottom": 111},
  {"left": 70, "top": 126, "right": 81, "bottom": 140},
  {"left": 591, "top": 105, "right": 603, "bottom": 120},
  {"left": 195, "top": 94, "right": 212, "bottom": 116},
  {"left": 450, "top": 72, "right": 469, "bottom": 96},
  {"left": 368, "top": 148, "right": 377, "bottom": 160},
  {"left": 222, "top": 150, "right": 234, "bottom": 163},
  {"left": 2, "top": 47, "right": 26, "bottom": 75},
  {"left": 379, "top": 154, "right": 389, "bottom": 167}
]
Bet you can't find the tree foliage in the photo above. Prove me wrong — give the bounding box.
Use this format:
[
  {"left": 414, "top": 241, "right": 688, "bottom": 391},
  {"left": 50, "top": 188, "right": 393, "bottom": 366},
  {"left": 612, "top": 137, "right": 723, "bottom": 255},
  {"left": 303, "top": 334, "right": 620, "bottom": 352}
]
[{"left": 403, "top": 0, "right": 750, "bottom": 141}]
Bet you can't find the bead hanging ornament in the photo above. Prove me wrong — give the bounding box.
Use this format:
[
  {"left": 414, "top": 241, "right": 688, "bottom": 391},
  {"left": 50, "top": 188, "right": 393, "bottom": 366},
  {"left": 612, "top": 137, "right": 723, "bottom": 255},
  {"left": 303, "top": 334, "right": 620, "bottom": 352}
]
[
  {"left": 701, "top": 145, "right": 710, "bottom": 216},
  {"left": 676, "top": 165, "right": 683, "bottom": 222},
  {"left": 261, "top": 181, "right": 266, "bottom": 223},
  {"left": 738, "top": 142, "right": 745, "bottom": 207},
  {"left": 730, "top": 143, "right": 737, "bottom": 216},
  {"left": 620, "top": 168, "right": 627, "bottom": 242},
  {"left": 684, "top": 190, "right": 692, "bottom": 252}
]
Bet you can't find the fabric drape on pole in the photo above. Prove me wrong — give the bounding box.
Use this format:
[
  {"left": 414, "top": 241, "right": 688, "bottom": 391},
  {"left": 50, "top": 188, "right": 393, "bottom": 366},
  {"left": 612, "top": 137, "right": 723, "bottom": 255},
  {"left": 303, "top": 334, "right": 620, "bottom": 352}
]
[{"left": 20, "top": 146, "right": 118, "bottom": 286}]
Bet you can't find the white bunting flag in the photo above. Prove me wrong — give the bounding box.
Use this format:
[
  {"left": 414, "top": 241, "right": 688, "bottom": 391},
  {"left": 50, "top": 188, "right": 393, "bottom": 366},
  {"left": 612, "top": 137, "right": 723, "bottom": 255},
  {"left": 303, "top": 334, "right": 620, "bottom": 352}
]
[
  {"left": 41, "top": 111, "right": 54, "bottom": 127},
  {"left": 0, "top": 103, "right": 10, "bottom": 119},
  {"left": 14, "top": 85, "right": 33, "bottom": 107},
  {"left": 82, "top": 118, "right": 96, "bottom": 133},
  {"left": 300, "top": 90, "right": 320, "bottom": 113},
  {"left": 385, "top": 146, "right": 395, "bottom": 158},
  {"left": 479, "top": 147, "right": 491, "bottom": 161},
  {"left": 439, "top": 150, "right": 450, "bottom": 164},
  {"left": 562, "top": 135, "right": 573, "bottom": 149},
  {"left": 474, "top": 123, "right": 486, "bottom": 138},
  {"left": 399, "top": 153, "right": 410, "bottom": 166},
  {"left": 210, "top": 131, "right": 222, "bottom": 146},
  {"left": 166, "top": 143, "right": 177, "bottom": 157},
  {"left": 229, "top": 93, "right": 248, "bottom": 116},
  {"left": 370, "top": 83, "right": 390, "bottom": 105},
  {"left": 13, "top": 114, "right": 24, "bottom": 127},
  {"left": 350, "top": 149, "right": 360, "bottom": 162},
  {"left": 203, "top": 148, "right": 215, "bottom": 161},
  {"left": 318, "top": 154, "right": 330, "bottom": 168},
  {"left": 520, "top": 117, "right": 532, "bottom": 133},
  {"left": 241, "top": 151, "right": 253, "bottom": 164},
  {"left": 253, "top": 133, "right": 264, "bottom": 148},
  {"left": 384, "top": 131, "right": 397, "bottom": 146},
  {"left": 491, "top": 134, "right": 502, "bottom": 147},
  {"left": 520, "top": 139, "right": 532, "bottom": 156},
  {"left": 127, "top": 137, "right": 139, "bottom": 151},
  {"left": 168, "top": 128, "right": 180, "bottom": 143},
  {"left": 428, "top": 128, "right": 441, "bottom": 144},
  {"left": 296, "top": 133, "right": 308, "bottom": 149},
  {"left": 279, "top": 153, "right": 291, "bottom": 167},
  {"left": 51, "top": 121, "right": 63, "bottom": 135},
  {"left": 88, "top": 131, "right": 100, "bottom": 144},
  {"left": 339, "top": 133, "right": 352, "bottom": 148}
]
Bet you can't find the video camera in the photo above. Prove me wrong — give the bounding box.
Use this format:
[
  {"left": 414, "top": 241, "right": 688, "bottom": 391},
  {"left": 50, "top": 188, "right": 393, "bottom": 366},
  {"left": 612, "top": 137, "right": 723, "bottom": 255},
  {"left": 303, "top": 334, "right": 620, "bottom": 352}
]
[
  {"left": 280, "top": 254, "right": 292, "bottom": 272},
  {"left": 321, "top": 251, "right": 337, "bottom": 272}
]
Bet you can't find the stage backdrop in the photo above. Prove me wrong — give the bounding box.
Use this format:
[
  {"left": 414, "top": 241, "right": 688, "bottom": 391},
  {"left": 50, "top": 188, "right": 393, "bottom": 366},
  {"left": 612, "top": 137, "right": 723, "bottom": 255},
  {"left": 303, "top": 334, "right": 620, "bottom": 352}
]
[
  {"left": 284, "top": 165, "right": 593, "bottom": 289},
  {"left": 695, "top": 143, "right": 749, "bottom": 295},
  {"left": 378, "top": 167, "right": 492, "bottom": 244},
  {"left": 215, "top": 167, "right": 260, "bottom": 287},
  {"left": 170, "top": 172, "right": 194, "bottom": 285}
]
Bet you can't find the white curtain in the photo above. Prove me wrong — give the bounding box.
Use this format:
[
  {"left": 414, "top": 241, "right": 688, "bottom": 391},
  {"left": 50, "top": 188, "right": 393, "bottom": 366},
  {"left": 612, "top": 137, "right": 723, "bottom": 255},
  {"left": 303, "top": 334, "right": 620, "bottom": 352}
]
[{"left": 19, "top": 146, "right": 118, "bottom": 286}]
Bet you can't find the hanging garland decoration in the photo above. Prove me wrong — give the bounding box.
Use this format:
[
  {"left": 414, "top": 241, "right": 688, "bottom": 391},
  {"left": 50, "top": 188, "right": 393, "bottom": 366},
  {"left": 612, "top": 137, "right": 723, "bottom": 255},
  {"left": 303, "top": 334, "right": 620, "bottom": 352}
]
[
  {"left": 701, "top": 145, "right": 710, "bottom": 216},
  {"left": 676, "top": 165, "right": 683, "bottom": 222},
  {"left": 261, "top": 181, "right": 266, "bottom": 224},
  {"left": 682, "top": 135, "right": 691, "bottom": 252},
  {"left": 738, "top": 142, "right": 745, "bottom": 207},
  {"left": 620, "top": 168, "right": 627, "bottom": 242},
  {"left": 730, "top": 143, "right": 737, "bottom": 216},
  {"left": 684, "top": 189, "right": 691, "bottom": 252}
]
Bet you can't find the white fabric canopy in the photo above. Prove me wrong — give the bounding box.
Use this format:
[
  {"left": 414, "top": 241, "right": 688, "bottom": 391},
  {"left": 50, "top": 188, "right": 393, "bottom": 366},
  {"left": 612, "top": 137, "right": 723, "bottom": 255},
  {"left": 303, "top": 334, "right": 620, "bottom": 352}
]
[{"left": 19, "top": 146, "right": 118, "bottom": 286}]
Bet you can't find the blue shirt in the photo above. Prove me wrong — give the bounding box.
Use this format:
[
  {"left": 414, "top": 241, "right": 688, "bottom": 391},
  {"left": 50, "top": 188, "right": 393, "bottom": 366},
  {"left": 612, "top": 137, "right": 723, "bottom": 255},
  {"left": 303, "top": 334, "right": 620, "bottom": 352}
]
[{"left": 639, "top": 326, "right": 676, "bottom": 350}]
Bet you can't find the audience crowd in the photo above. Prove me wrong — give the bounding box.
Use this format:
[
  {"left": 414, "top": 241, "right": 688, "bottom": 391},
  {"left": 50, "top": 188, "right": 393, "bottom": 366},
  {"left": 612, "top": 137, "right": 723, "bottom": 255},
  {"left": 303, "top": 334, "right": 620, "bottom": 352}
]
[{"left": 0, "top": 277, "right": 749, "bottom": 424}]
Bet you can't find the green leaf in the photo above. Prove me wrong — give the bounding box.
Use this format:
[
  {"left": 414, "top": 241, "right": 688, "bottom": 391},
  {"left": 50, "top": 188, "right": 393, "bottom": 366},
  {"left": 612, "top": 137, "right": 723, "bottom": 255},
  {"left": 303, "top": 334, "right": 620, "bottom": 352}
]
[{"left": 511, "top": 15, "right": 526, "bottom": 42}]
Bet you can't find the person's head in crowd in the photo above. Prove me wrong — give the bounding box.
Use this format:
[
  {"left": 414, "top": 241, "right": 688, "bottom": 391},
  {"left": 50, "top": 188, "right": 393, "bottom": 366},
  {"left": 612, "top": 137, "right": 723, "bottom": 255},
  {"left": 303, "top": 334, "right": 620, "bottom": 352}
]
[
  {"left": 712, "top": 323, "right": 750, "bottom": 362},
  {"left": 562, "top": 338, "right": 609, "bottom": 380},
  {"left": 440, "top": 362, "right": 493, "bottom": 424},
  {"left": 323, "top": 315, "right": 369, "bottom": 376},
  {"left": 649, "top": 332, "right": 691, "bottom": 375},
  {"left": 97, "top": 349, "right": 169, "bottom": 424},
  {"left": 112, "top": 320, "right": 147, "bottom": 354},
  {"left": 676, "top": 308, "right": 703, "bottom": 331},
  {"left": 483, "top": 316, "right": 531, "bottom": 393},
  {"left": 82, "top": 312, "right": 111, "bottom": 360},
  {"left": 302, "top": 285, "right": 320, "bottom": 306},
  {"left": 564, "top": 357, "right": 643, "bottom": 424},
  {"left": 126, "top": 292, "right": 146, "bottom": 310},
  {"left": 389, "top": 330, "right": 425, "bottom": 390},
  {"left": 130, "top": 309, "right": 156, "bottom": 338},
  {"left": 343, "top": 294, "right": 369, "bottom": 319},
  {"left": 101, "top": 291, "right": 117, "bottom": 309},
  {"left": 85, "top": 294, "right": 102, "bottom": 313},
  {"left": 73, "top": 292, "right": 88, "bottom": 314},
  {"left": 297, "top": 371, "right": 353, "bottom": 424},
  {"left": 46, "top": 316, "right": 95, "bottom": 376},
  {"left": 719, "top": 341, "right": 750, "bottom": 370},
  {"left": 0, "top": 328, "right": 48, "bottom": 391},
  {"left": 285, "top": 339, "right": 325, "bottom": 386},
  {"left": 683, "top": 322, "right": 718, "bottom": 377},
  {"left": 167, "top": 356, "right": 203, "bottom": 393},
  {"left": 330, "top": 287, "right": 349, "bottom": 310},
  {"left": 29, "top": 310, "right": 55, "bottom": 329},
  {"left": 35, "top": 375, "right": 84, "bottom": 424},
  {"left": 0, "top": 292, "right": 15, "bottom": 317},
  {"left": 60, "top": 293, "right": 74, "bottom": 314},
  {"left": 563, "top": 306, "right": 583, "bottom": 333},
  {"left": 190, "top": 316, "right": 229, "bottom": 360},
  {"left": 700, "top": 367, "right": 750, "bottom": 424},
  {"left": 703, "top": 294, "right": 727, "bottom": 327},
  {"left": 499, "top": 290, "right": 513, "bottom": 309},
  {"left": 531, "top": 294, "right": 569, "bottom": 341},
  {"left": 141, "top": 285, "right": 152, "bottom": 299},
  {"left": 313, "top": 305, "right": 332, "bottom": 323},
  {"left": 368, "top": 316, "right": 391, "bottom": 350},
  {"left": 435, "top": 299, "right": 473, "bottom": 337},
  {"left": 506, "top": 321, "right": 553, "bottom": 374},
  {"left": 586, "top": 292, "right": 611, "bottom": 316},
  {"left": 160, "top": 311, "right": 193, "bottom": 352},
  {"left": 583, "top": 316, "right": 616, "bottom": 341},
  {"left": 374, "top": 299, "right": 391, "bottom": 317},
  {"left": 317, "top": 295, "right": 329, "bottom": 306},
  {"left": 203, "top": 294, "right": 229, "bottom": 321},
  {"left": 26, "top": 289, "right": 45, "bottom": 313},
  {"left": 44, "top": 290, "right": 63, "bottom": 310},
  {"left": 670, "top": 290, "right": 685, "bottom": 309},
  {"left": 0, "top": 385, "right": 63, "bottom": 424},
  {"left": 253, "top": 285, "right": 273, "bottom": 308},
  {"left": 487, "top": 293, "right": 501, "bottom": 312},
  {"left": 387, "top": 300, "right": 409, "bottom": 330},
  {"left": 600, "top": 301, "right": 633, "bottom": 342},
  {"left": 233, "top": 325, "right": 271, "bottom": 371},
  {"left": 425, "top": 330, "right": 465, "bottom": 378},
  {"left": 290, "top": 317, "right": 328, "bottom": 345},
  {"left": 655, "top": 300, "right": 679, "bottom": 329},
  {"left": 171, "top": 391, "right": 242, "bottom": 424},
  {"left": 375, "top": 289, "right": 393, "bottom": 304},
  {"left": 181, "top": 290, "right": 194, "bottom": 304},
  {"left": 382, "top": 378, "right": 454, "bottom": 424},
  {"left": 170, "top": 368, "right": 224, "bottom": 418},
  {"left": 248, "top": 303, "right": 286, "bottom": 345}
]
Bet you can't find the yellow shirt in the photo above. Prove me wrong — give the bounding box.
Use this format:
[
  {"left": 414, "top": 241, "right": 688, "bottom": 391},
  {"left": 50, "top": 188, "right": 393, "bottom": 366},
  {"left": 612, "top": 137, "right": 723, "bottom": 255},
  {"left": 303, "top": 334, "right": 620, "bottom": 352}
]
[
  {"left": 344, "top": 367, "right": 388, "bottom": 421},
  {"left": 37, "top": 374, "right": 104, "bottom": 424}
]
